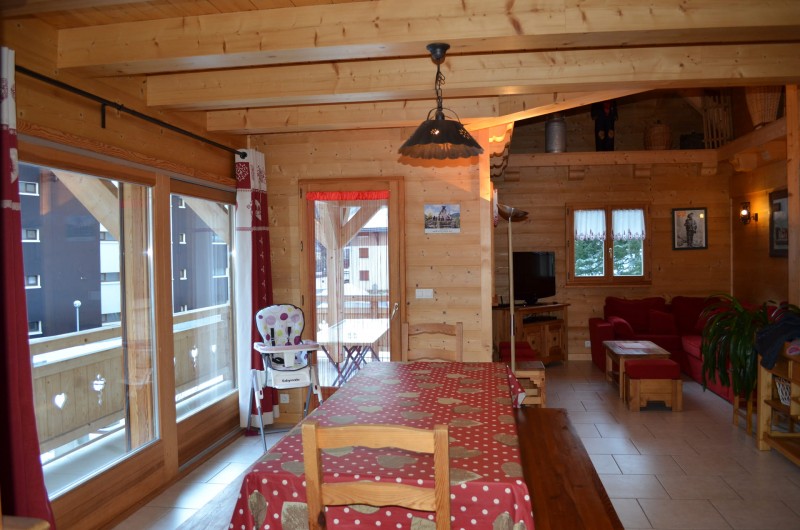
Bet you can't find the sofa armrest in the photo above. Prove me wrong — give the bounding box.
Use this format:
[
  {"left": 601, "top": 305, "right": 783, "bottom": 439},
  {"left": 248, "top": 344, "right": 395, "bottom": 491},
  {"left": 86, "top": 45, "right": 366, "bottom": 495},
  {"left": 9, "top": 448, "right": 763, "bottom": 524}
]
[{"left": 588, "top": 318, "right": 614, "bottom": 371}]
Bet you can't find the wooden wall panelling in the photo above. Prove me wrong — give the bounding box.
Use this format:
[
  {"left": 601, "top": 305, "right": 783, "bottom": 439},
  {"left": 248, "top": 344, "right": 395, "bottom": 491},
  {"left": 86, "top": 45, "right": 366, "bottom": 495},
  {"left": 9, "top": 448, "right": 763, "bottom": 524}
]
[
  {"left": 493, "top": 161, "right": 731, "bottom": 360},
  {"left": 254, "top": 128, "right": 492, "bottom": 362},
  {"left": 3, "top": 17, "right": 237, "bottom": 188},
  {"left": 787, "top": 85, "right": 800, "bottom": 305}
]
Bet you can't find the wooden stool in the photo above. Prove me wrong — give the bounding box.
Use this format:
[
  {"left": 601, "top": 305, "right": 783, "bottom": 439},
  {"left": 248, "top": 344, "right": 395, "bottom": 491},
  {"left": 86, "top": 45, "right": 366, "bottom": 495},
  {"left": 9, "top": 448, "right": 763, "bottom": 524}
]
[
  {"left": 624, "top": 359, "right": 682, "bottom": 412},
  {"left": 515, "top": 361, "right": 546, "bottom": 407}
]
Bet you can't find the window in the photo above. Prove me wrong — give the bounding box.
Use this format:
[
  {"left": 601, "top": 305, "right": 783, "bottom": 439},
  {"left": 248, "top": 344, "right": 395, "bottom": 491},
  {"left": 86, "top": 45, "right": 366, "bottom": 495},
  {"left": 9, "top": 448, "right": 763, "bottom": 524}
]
[
  {"left": 19, "top": 161, "right": 156, "bottom": 499},
  {"left": 359, "top": 270, "right": 370, "bottom": 282},
  {"left": 170, "top": 192, "right": 235, "bottom": 421},
  {"left": 359, "top": 247, "right": 369, "bottom": 259},
  {"left": 19, "top": 180, "right": 39, "bottom": 196},
  {"left": 28, "top": 321, "right": 42, "bottom": 335},
  {"left": 99, "top": 230, "right": 116, "bottom": 241},
  {"left": 566, "top": 204, "right": 651, "bottom": 285},
  {"left": 177, "top": 197, "right": 186, "bottom": 208},
  {"left": 22, "top": 228, "right": 40, "bottom": 242}
]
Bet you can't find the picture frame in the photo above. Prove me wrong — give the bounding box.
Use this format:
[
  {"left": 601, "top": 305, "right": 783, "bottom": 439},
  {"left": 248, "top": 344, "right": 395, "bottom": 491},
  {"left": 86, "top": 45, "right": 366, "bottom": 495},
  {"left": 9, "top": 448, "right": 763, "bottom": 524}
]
[
  {"left": 769, "top": 189, "right": 788, "bottom": 257},
  {"left": 672, "top": 207, "right": 707, "bottom": 250},
  {"left": 424, "top": 203, "right": 461, "bottom": 234}
]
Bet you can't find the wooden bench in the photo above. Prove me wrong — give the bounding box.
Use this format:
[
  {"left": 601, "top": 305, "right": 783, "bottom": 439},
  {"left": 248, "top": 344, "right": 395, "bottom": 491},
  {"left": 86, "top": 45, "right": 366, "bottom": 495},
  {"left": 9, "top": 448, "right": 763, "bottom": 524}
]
[{"left": 514, "top": 407, "right": 623, "bottom": 530}]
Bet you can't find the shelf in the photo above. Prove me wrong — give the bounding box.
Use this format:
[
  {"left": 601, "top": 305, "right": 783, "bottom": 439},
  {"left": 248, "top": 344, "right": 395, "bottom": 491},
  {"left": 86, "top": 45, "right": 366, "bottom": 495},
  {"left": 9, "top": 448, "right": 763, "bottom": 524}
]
[
  {"left": 763, "top": 434, "right": 800, "bottom": 467},
  {"left": 764, "top": 398, "right": 792, "bottom": 416}
]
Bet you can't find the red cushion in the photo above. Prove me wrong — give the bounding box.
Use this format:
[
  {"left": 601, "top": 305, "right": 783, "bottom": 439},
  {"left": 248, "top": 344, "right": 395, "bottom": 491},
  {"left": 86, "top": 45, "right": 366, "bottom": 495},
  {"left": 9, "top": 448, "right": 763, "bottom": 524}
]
[
  {"left": 607, "top": 316, "right": 635, "bottom": 339},
  {"left": 498, "top": 342, "right": 538, "bottom": 362},
  {"left": 682, "top": 335, "right": 702, "bottom": 359},
  {"left": 649, "top": 309, "right": 677, "bottom": 334},
  {"left": 605, "top": 297, "right": 667, "bottom": 333},
  {"left": 626, "top": 359, "right": 680, "bottom": 379}
]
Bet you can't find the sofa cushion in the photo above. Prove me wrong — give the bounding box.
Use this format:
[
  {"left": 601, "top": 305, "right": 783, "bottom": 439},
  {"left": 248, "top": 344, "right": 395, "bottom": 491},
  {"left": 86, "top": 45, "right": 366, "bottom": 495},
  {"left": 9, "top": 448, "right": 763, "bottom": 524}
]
[
  {"left": 607, "top": 316, "right": 635, "bottom": 339},
  {"left": 649, "top": 309, "right": 677, "bottom": 335},
  {"left": 605, "top": 297, "right": 667, "bottom": 333},
  {"left": 671, "top": 296, "right": 715, "bottom": 335},
  {"left": 682, "top": 335, "right": 702, "bottom": 360}
]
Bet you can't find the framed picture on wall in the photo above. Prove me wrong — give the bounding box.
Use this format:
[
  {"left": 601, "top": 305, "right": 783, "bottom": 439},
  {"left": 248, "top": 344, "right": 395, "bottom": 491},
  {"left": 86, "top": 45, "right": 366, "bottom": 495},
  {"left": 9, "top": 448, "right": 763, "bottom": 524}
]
[
  {"left": 769, "top": 189, "right": 788, "bottom": 257},
  {"left": 424, "top": 203, "right": 461, "bottom": 233},
  {"left": 672, "top": 207, "right": 707, "bottom": 250}
]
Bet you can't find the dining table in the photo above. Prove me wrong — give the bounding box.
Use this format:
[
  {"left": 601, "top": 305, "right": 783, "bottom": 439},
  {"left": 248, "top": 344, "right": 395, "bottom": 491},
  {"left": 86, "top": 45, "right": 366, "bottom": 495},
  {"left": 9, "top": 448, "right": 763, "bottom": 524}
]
[
  {"left": 228, "top": 361, "right": 533, "bottom": 530},
  {"left": 315, "top": 318, "right": 390, "bottom": 385}
]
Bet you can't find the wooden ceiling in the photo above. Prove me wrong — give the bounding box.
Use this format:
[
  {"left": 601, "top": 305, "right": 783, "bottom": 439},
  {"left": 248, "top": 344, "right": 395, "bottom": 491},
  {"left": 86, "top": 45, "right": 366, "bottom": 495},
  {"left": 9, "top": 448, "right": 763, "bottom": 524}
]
[{"left": 5, "top": 0, "right": 800, "bottom": 136}]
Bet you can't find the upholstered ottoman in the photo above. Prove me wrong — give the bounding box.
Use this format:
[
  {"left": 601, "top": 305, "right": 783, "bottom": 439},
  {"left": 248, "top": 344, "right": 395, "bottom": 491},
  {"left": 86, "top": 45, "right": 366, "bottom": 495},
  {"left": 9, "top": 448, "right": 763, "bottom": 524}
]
[{"left": 624, "top": 359, "right": 682, "bottom": 412}]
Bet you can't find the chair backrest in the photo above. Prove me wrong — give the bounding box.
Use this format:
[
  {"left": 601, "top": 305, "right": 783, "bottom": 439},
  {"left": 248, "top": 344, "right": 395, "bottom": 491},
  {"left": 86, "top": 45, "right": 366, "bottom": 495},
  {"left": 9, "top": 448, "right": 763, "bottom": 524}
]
[
  {"left": 302, "top": 420, "right": 451, "bottom": 530},
  {"left": 401, "top": 322, "right": 463, "bottom": 362},
  {"left": 255, "top": 304, "right": 305, "bottom": 346}
]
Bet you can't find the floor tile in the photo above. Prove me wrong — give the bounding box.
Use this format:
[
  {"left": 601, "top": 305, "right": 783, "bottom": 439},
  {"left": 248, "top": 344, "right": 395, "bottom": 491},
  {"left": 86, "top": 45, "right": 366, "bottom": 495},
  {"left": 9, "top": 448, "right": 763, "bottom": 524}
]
[
  {"left": 631, "top": 437, "right": 700, "bottom": 456},
  {"left": 590, "top": 454, "right": 621, "bottom": 474},
  {"left": 656, "top": 475, "right": 740, "bottom": 500},
  {"left": 711, "top": 499, "right": 800, "bottom": 529},
  {"left": 613, "top": 455, "right": 685, "bottom": 476},
  {"left": 611, "top": 498, "right": 652, "bottom": 529},
  {"left": 581, "top": 436, "right": 640, "bottom": 455},
  {"left": 570, "top": 422, "right": 602, "bottom": 438},
  {"left": 671, "top": 453, "right": 750, "bottom": 477},
  {"left": 637, "top": 499, "right": 732, "bottom": 529},
  {"left": 148, "top": 481, "right": 229, "bottom": 509},
  {"left": 599, "top": 474, "right": 670, "bottom": 499},
  {"left": 596, "top": 422, "right": 654, "bottom": 439}
]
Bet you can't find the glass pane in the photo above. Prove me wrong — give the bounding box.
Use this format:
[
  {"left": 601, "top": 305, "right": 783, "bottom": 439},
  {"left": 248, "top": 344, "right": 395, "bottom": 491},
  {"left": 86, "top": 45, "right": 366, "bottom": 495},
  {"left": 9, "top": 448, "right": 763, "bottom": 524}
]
[
  {"left": 613, "top": 239, "right": 644, "bottom": 276},
  {"left": 20, "top": 162, "right": 157, "bottom": 498},
  {"left": 313, "top": 199, "right": 390, "bottom": 385},
  {"left": 574, "top": 239, "right": 604, "bottom": 277},
  {"left": 171, "top": 194, "right": 236, "bottom": 421}
]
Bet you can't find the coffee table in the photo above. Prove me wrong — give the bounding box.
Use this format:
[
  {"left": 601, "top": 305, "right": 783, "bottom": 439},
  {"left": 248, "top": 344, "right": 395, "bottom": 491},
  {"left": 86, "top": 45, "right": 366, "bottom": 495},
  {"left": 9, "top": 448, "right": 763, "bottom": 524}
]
[{"left": 603, "top": 340, "right": 671, "bottom": 399}]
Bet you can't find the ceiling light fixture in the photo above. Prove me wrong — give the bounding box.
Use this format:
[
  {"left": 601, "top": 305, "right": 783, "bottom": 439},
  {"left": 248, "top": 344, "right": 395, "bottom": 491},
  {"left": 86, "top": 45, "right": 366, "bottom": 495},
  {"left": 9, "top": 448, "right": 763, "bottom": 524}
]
[{"left": 398, "top": 43, "right": 484, "bottom": 160}]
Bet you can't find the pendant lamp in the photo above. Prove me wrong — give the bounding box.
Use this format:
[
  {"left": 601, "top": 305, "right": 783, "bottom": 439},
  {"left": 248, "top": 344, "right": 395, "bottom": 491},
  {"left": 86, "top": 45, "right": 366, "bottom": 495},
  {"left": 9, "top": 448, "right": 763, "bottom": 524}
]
[
  {"left": 398, "top": 43, "right": 484, "bottom": 160},
  {"left": 498, "top": 203, "right": 529, "bottom": 373}
]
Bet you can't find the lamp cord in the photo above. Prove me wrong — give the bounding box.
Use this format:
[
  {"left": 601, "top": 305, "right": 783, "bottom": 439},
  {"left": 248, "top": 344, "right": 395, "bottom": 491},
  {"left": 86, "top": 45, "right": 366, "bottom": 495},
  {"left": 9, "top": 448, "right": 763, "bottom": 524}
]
[{"left": 434, "top": 63, "right": 446, "bottom": 118}]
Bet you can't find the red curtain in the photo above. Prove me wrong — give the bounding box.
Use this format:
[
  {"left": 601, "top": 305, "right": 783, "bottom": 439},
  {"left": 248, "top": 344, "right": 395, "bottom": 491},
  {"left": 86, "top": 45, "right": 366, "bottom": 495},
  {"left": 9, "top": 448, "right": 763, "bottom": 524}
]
[
  {"left": 234, "top": 149, "right": 278, "bottom": 426},
  {"left": 1, "top": 47, "right": 56, "bottom": 527}
]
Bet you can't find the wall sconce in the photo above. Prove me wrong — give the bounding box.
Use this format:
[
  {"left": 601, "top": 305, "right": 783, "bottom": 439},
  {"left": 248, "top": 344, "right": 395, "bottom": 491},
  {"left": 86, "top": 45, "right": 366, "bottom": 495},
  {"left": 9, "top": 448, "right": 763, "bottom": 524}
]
[{"left": 740, "top": 202, "right": 757, "bottom": 224}]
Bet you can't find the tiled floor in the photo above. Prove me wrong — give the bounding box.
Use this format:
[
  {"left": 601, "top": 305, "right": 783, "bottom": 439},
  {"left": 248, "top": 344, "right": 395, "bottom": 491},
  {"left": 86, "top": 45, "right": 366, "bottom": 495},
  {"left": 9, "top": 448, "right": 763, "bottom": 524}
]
[{"left": 113, "top": 361, "right": 800, "bottom": 529}]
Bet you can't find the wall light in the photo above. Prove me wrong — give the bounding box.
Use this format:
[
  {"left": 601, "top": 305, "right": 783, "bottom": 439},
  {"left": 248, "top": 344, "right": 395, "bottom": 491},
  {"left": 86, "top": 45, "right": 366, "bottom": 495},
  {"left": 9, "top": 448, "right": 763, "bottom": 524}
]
[
  {"left": 398, "top": 43, "right": 483, "bottom": 160},
  {"left": 740, "top": 202, "right": 757, "bottom": 224}
]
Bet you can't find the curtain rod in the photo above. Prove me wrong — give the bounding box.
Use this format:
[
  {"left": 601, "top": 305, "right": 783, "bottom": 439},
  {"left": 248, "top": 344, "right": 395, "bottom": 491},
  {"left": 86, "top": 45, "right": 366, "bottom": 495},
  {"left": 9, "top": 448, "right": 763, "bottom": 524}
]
[{"left": 15, "top": 65, "right": 247, "bottom": 159}]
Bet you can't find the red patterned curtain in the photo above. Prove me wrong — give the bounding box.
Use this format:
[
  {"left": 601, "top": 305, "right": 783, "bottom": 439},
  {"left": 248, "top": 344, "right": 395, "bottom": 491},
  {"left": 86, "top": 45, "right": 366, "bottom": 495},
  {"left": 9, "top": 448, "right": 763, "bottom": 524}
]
[
  {"left": 0, "top": 47, "right": 55, "bottom": 527},
  {"left": 234, "top": 149, "right": 278, "bottom": 427}
]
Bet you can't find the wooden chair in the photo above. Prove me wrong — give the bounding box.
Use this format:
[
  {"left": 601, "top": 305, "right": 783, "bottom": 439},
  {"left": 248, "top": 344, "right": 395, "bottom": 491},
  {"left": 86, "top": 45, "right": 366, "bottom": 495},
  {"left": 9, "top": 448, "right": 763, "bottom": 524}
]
[
  {"left": 301, "top": 420, "right": 451, "bottom": 530},
  {"left": 401, "top": 322, "right": 463, "bottom": 362}
]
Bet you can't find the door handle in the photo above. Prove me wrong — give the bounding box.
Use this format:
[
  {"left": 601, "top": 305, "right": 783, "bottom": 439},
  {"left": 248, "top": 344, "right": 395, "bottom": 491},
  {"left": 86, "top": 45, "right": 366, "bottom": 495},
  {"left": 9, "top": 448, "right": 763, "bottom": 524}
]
[{"left": 390, "top": 302, "right": 399, "bottom": 320}]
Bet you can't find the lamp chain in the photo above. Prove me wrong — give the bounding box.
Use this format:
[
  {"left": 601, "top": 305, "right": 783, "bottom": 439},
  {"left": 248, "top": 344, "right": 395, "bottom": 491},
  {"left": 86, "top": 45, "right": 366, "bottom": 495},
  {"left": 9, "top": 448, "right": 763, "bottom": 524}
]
[{"left": 434, "top": 63, "right": 445, "bottom": 114}]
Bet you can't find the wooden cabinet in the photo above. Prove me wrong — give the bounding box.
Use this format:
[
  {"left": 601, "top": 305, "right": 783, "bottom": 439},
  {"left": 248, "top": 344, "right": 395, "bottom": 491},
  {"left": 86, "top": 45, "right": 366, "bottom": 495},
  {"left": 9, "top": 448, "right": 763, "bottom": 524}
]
[
  {"left": 757, "top": 344, "right": 800, "bottom": 466},
  {"left": 492, "top": 303, "right": 569, "bottom": 364}
]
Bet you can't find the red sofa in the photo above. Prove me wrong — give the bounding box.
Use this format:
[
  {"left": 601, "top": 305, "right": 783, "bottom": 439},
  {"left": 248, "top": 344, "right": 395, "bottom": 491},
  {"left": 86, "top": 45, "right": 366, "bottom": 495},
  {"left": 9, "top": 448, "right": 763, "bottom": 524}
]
[{"left": 589, "top": 295, "right": 733, "bottom": 402}]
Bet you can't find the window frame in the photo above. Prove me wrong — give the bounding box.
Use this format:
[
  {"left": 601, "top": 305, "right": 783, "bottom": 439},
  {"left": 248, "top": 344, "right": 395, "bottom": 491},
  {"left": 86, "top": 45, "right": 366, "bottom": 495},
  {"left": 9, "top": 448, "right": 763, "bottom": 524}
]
[{"left": 566, "top": 202, "right": 652, "bottom": 286}]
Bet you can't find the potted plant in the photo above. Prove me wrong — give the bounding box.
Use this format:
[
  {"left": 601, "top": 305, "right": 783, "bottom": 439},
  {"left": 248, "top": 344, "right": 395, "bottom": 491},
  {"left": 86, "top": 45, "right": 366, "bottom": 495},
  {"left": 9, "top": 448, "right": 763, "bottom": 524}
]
[{"left": 700, "top": 294, "right": 800, "bottom": 430}]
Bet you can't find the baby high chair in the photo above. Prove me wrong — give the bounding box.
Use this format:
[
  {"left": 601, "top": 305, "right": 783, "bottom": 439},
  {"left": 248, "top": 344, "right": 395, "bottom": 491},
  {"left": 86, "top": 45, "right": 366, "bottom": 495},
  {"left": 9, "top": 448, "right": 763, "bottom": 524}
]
[{"left": 247, "top": 304, "right": 323, "bottom": 450}]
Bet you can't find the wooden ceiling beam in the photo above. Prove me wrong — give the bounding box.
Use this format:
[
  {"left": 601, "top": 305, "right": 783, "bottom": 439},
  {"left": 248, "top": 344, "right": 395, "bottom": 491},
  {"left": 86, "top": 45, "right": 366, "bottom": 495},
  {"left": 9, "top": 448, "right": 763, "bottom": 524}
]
[
  {"left": 147, "top": 44, "right": 800, "bottom": 111},
  {"left": 57, "top": 0, "right": 800, "bottom": 76},
  {"left": 205, "top": 90, "right": 648, "bottom": 134}
]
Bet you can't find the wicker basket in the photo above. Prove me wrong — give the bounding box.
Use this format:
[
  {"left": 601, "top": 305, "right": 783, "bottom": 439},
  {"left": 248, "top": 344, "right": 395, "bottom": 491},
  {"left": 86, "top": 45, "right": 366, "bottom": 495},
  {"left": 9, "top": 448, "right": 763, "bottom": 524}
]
[
  {"left": 745, "top": 86, "right": 782, "bottom": 129},
  {"left": 775, "top": 375, "right": 792, "bottom": 406},
  {"left": 644, "top": 122, "right": 671, "bottom": 150}
]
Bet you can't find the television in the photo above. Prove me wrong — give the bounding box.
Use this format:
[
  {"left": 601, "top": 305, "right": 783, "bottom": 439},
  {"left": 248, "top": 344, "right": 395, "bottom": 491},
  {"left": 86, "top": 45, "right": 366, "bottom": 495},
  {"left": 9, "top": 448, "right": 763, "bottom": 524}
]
[{"left": 512, "top": 251, "right": 556, "bottom": 305}]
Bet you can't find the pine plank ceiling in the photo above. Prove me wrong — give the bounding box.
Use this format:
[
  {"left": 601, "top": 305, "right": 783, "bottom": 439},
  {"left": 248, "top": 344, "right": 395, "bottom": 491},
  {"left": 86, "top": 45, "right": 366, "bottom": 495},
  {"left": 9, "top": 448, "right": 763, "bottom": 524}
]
[{"left": 5, "top": 0, "right": 800, "bottom": 135}]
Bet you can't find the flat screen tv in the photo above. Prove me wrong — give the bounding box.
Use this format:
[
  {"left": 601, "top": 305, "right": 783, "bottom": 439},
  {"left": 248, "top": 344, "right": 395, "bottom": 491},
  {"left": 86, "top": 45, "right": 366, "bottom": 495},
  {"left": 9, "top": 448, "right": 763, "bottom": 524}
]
[{"left": 512, "top": 251, "right": 556, "bottom": 305}]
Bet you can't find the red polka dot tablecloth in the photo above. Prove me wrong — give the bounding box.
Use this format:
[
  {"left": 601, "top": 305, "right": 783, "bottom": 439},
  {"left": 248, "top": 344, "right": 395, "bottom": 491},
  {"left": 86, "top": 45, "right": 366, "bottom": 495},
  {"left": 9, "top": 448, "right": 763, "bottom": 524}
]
[{"left": 228, "top": 362, "right": 534, "bottom": 530}]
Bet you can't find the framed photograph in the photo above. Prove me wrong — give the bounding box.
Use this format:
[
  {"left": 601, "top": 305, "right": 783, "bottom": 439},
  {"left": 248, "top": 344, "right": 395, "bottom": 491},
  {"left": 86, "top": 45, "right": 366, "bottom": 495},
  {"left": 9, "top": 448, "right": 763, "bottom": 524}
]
[
  {"left": 672, "top": 208, "right": 707, "bottom": 250},
  {"left": 769, "top": 189, "right": 788, "bottom": 257},
  {"left": 424, "top": 203, "right": 461, "bottom": 234}
]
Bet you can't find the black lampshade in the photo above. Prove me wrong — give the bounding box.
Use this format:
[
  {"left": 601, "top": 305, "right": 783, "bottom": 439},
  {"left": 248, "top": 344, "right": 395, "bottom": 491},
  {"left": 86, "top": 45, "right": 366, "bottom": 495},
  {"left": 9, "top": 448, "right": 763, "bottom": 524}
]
[
  {"left": 398, "top": 42, "right": 484, "bottom": 160},
  {"left": 398, "top": 112, "right": 484, "bottom": 160}
]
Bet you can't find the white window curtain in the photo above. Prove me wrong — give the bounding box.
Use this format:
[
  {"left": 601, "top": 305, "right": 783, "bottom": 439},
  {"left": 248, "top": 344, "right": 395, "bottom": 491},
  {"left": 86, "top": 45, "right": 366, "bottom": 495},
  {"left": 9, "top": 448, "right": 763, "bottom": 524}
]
[
  {"left": 234, "top": 148, "right": 279, "bottom": 428},
  {"left": 574, "top": 209, "right": 606, "bottom": 240},
  {"left": 612, "top": 209, "right": 646, "bottom": 240}
]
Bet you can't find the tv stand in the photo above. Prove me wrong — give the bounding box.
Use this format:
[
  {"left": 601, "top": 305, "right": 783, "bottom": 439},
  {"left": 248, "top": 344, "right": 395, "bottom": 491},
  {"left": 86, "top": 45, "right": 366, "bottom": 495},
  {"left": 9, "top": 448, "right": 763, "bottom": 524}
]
[{"left": 492, "top": 303, "right": 569, "bottom": 364}]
